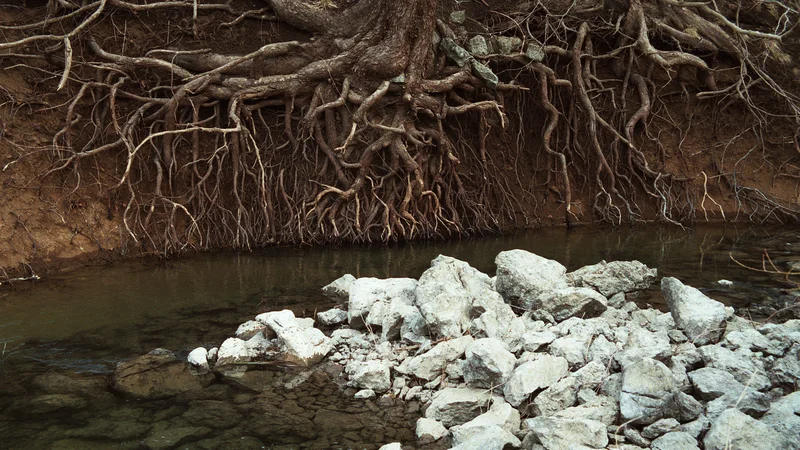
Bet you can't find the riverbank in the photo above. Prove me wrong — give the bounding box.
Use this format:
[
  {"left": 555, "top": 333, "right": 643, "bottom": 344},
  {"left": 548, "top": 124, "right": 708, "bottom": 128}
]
[{"left": 153, "top": 251, "right": 798, "bottom": 448}]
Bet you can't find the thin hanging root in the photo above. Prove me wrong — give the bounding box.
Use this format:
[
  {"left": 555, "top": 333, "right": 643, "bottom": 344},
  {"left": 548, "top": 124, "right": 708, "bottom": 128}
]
[{"left": 700, "top": 171, "right": 726, "bottom": 221}]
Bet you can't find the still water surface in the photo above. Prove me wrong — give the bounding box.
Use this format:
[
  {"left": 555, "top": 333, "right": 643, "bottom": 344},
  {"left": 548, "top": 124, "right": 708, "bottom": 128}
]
[{"left": 0, "top": 225, "right": 797, "bottom": 449}]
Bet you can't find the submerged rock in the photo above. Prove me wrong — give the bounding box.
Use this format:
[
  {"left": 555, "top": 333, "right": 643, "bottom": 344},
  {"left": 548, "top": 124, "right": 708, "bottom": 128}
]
[{"left": 113, "top": 349, "right": 212, "bottom": 399}]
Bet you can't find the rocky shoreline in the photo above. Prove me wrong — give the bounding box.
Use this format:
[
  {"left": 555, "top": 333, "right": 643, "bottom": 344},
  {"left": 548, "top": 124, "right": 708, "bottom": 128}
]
[{"left": 124, "top": 250, "right": 798, "bottom": 449}]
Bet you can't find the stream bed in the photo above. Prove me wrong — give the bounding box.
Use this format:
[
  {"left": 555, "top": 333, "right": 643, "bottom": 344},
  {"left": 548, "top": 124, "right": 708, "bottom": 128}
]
[{"left": 0, "top": 225, "right": 798, "bottom": 449}]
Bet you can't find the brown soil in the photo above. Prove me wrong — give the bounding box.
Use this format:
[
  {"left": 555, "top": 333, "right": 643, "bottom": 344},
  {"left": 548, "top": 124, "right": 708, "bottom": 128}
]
[{"left": 1, "top": 2, "right": 799, "bottom": 281}]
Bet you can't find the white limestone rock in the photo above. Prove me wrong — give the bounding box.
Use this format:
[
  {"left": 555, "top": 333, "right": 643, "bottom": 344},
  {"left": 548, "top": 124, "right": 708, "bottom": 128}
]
[
  {"left": 255, "top": 309, "right": 298, "bottom": 333},
  {"left": 316, "top": 307, "right": 348, "bottom": 326},
  {"left": 275, "top": 325, "right": 332, "bottom": 366},
  {"left": 187, "top": 347, "right": 209, "bottom": 370},
  {"left": 395, "top": 335, "right": 473, "bottom": 381},
  {"left": 662, "top": 277, "right": 727, "bottom": 345},
  {"left": 619, "top": 358, "right": 678, "bottom": 425},
  {"left": 703, "top": 408, "right": 786, "bottom": 450},
  {"left": 450, "top": 425, "right": 521, "bottom": 450},
  {"left": 462, "top": 338, "right": 516, "bottom": 388},
  {"left": 235, "top": 320, "right": 268, "bottom": 340},
  {"left": 416, "top": 417, "right": 447, "bottom": 444},
  {"left": 532, "top": 376, "right": 579, "bottom": 416},
  {"left": 534, "top": 287, "right": 608, "bottom": 322},
  {"left": 494, "top": 250, "right": 568, "bottom": 310},
  {"left": 503, "top": 355, "right": 569, "bottom": 407},
  {"left": 523, "top": 417, "right": 608, "bottom": 450},
  {"left": 346, "top": 360, "right": 391, "bottom": 392},
  {"left": 424, "top": 387, "right": 497, "bottom": 428},
  {"left": 347, "top": 277, "right": 417, "bottom": 329},
  {"left": 567, "top": 260, "right": 657, "bottom": 297},
  {"left": 322, "top": 273, "right": 356, "bottom": 300},
  {"left": 215, "top": 337, "right": 250, "bottom": 366}
]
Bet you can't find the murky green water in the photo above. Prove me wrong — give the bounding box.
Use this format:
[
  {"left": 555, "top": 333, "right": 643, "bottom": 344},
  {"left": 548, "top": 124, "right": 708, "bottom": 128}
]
[{"left": 0, "top": 225, "right": 798, "bottom": 449}]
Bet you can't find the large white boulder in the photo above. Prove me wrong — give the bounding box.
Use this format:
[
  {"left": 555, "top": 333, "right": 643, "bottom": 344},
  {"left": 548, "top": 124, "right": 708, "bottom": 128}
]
[
  {"left": 503, "top": 355, "right": 569, "bottom": 407},
  {"left": 416, "top": 417, "right": 447, "bottom": 444},
  {"left": 346, "top": 360, "right": 391, "bottom": 392},
  {"left": 395, "top": 335, "right": 473, "bottom": 381},
  {"left": 414, "top": 256, "right": 492, "bottom": 338},
  {"left": 322, "top": 273, "right": 356, "bottom": 300},
  {"left": 276, "top": 326, "right": 332, "bottom": 366},
  {"left": 424, "top": 387, "right": 497, "bottom": 428},
  {"left": 619, "top": 358, "right": 678, "bottom": 425},
  {"left": 348, "top": 278, "right": 417, "bottom": 329},
  {"left": 215, "top": 337, "right": 250, "bottom": 366},
  {"left": 316, "top": 307, "right": 348, "bottom": 326},
  {"left": 662, "top": 277, "right": 727, "bottom": 345},
  {"left": 567, "top": 260, "right": 657, "bottom": 297},
  {"left": 494, "top": 250, "right": 568, "bottom": 309},
  {"left": 450, "top": 400, "right": 521, "bottom": 447},
  {"left": 703, "top": 408, "right": 786, "bottom": 450},
  {"left": 462, "top": 338, "right": 516, "bottom": 388},
  {"left": 187, "top": 347, "right": 209, "bottom": 370},
  {"left": 534, "top": 287, "right": 608, "bottom": 322},
  {"left": 523, "top": 417, "right": 608, "bottom": 450}
]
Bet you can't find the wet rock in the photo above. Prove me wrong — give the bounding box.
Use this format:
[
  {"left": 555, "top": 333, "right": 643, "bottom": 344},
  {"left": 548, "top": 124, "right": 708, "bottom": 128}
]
[
  {"left": 760, "top": 392, "right": 800, "bottom": 449},
  {"left": 416, "top": 417, "right": 447, "bottom": 444},
  {"left": 31, "top": 372, "right": 108, "bottom": 398},
  {"left": 662, "top": 277, "right": 727, "bottom": 345},
  {"left": 703, "top": 408, "right": 785, "bottom": 450},
  {"left": 651, "top": 431, "right": 700, "bottom": 450},
  {"left": 697, "top": 345, "right": 771, "bottom": 391},
  {"left": 462, "top": 338, "right": 516, "bottom": 388},
  {"left": 495, "top": 250, "right": 568, "bottom": 310},
  {"left": 504, "top": 355, "right": 568, "bottom": 407},
  {"left": 415, "top": 256, "right": 492, "bottom": 338},
  {"left": 424, "top": 387, "right": 497, "bottom": 428},
  {"left": 619, "top": 359, "right": 678, "bottom": 425},
  {"left": 524, "top": 417, "right": 608, "bottom": 450},
  {"left": 567, "top": 260, "right": 657, "bottom": 297},
  {"left": 235, "top": 320, "right": 267, "bottom": 340},
  {"left": 347, "top": 277, "right": 417, "bottom": 329},
  {"left": 347, "top": 360, "right": 391, "bottom": 392},
  {"left": 181, "top": 400, "right": 244, "bottom": 429},
  {"left": 245, "top": 406, "right": 318, "bottom": 443},
  {"left": 532, "top": 376, "right": 578, "bottom": 416},
  {"left": 395, "top": 335, "right": 473, "bottom": 380},
  {"left": 187, "top": 347, "right": 209, "bottom": 370},
  {"left": 534, "top": 287, "right": 608, "bottom": 322},
  {"left": 64, "top": 417, "right": 151, "bottom": 440},
  {"left": 113, "top": 349, "right": 212, "bottom": 399},
  {"left": 143, "top": 424, "right": 212, "bottom": 449},
  {"left": 322, "top": 273, "right": 356, "bottom": 300},
  {"left": 9, "top": 393, "right": 88, "bottom": 416},
  {"left": 317, "top": 307, "right": 348, "bottom": 326}
]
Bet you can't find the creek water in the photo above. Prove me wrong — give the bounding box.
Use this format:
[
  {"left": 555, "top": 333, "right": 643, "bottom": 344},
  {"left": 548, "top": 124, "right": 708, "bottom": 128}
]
[{"left": 0, "top": 225, "right": 798, "bottom": 449}]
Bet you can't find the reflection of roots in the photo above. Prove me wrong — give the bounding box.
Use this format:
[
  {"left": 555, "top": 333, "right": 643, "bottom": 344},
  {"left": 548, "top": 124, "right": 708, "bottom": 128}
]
[{"left": 2, "top": 0, "right": 799, "bottom": 253}]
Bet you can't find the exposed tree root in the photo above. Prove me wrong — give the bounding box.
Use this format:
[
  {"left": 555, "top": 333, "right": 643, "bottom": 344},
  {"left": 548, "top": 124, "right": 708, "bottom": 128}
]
[{"left": 1, "top": 0, "right": 799, "bottom": 254}]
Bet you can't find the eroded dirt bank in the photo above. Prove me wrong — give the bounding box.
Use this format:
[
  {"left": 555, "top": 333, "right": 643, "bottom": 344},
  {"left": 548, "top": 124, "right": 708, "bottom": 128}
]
[{"left": 2, "top": 0, "right": 800, "bottom": 280}]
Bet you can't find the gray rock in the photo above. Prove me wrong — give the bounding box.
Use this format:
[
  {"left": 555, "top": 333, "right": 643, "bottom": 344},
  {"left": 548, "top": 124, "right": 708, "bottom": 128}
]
[
  {"left": 395, "top": 335, "right": 473, "bottom": 380},
  {"left": 552, "top": 395, "right": 619, "bottom": 425},
  {"left": 450, "top": 425, "right": 521, "bottom": 450},
  {"left": 623, "top": 427, "right": 651, "bottom": 447},
  {"left": 450, "top": 399, "right": 521, "bottom": 446},
  {"left": 674, "top": 391, "right": 704, "bottom": 422},
  {"left": 346, "top": 360, "right": 390, "bottom": 392},
  {"left": 615, "top": 326, "right": 672, "bottom": 368},
  {"left": 416, "top": 417, "right": 447, "bottom": 444},
  {"left": 705, "top": 391, "right": 770, "bottom": 420},
  {"left": 347, "top": 277, "right": 417, "bottom": 328},
  {"left": 680, "top": 415, "right": 710, "bottom": 439},
  {"left": 449, "top": 10, "right": 466, "bottom": 24},
  {"left": 504, "top": 355, "right": 569, "bottom": 407},
  {"left": 524, "top": 417, "right": 608, "bottom": 449},
  {"left": 316, "top": 307, "right": 348, "bottom": 326},
  {"left": 235, "top": 320, "right": 267, "bottom": 340},
  {"left": 425, "top": 387, "right": 497, "bottom": 428},
  {"left": 697, "top": 345, "right": 771, "bottom": 391},
  {"left": 322, "top": 273, "right": 356, "bottom": 300},
  {"left": 703, "top": 408, "right": 786, "bottom": 450},
  {"left": 771, "top": 343, "right": 800, "bottom": 386},
  {"left": 549, "top": 336, "right": 588, "bottom": 368},
  {"left": 523, "top": 331, "right": 558, "bottom": 352},
  {"left": 532, "top": 377, "right": 578, "bottom": 416},
  {"left": 495, "top": 250, "right": 568, "bottom": 310},
  {"left": 468, "top": 35, "right": 489, "bottom": 56},
  {"left": 687, "top": 367, "right": 748, "bottom": 400},
  {"left": 493, "top": 36, "right": 523, "bottom": 54},
  {"left": 535, "top": 287, "right": 608, "bottom": 322},
  {"left": 722, "top": 328, "right": 778, "bottom": 355},
  {"left": 651, "top": 431, "right": 700, "bottom": 450},
  {"left": 662, "top": 277, "right": 727, "bottom": 345},
  {"left": 415, "top": 256, "right": 492, "bottom": 338},
  {"left": 525, "top": 42, "right": 545, "bottom": 61},
  {"left": 600, "top": 373, "right": 623, "bottom": 399},
  {"left": 462, "top": 338, "right": 516, "bottom": 388},
  {"left": 620, "top": 359, "right": 678, "bottom": 425},
  {"left": 567, "top": 260, "right": 657, "bottom": 297},
  {"left": 588, "top": 334, "right": 619, "bottom": 367},
  {"left": 354, "top": 389, "right": 375, "bottom": 399},
  {"left": 761, "top": 392, "right": 800, "bottom": 450},
  {"left": 642, "top": 418, "right": 681, "bottom": 439}
]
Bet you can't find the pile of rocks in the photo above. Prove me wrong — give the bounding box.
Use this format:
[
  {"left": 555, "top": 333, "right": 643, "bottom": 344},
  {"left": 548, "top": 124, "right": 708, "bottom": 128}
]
[{"left": 189, "top": 250, "right": 800, "bottom": 450}]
